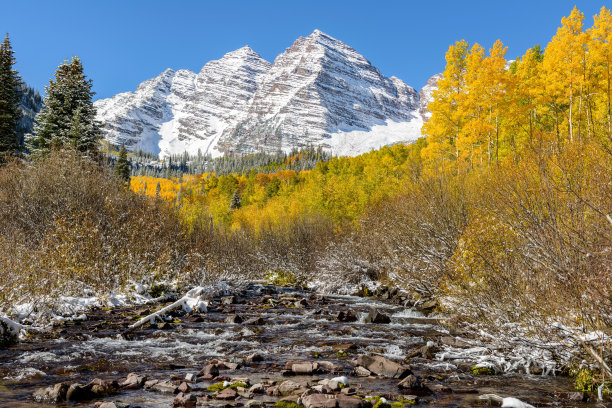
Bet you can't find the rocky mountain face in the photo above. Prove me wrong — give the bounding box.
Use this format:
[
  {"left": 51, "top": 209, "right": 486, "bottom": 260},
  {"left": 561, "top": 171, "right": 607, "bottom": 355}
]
[{"left": 95, "top": 30, "right": 438, "bottom": 157}]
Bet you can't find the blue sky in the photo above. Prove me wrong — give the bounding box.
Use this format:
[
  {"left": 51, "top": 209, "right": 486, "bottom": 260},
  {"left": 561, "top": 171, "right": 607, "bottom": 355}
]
[{"left": 1, "top": 1, "right": 606, "bottom": 100}]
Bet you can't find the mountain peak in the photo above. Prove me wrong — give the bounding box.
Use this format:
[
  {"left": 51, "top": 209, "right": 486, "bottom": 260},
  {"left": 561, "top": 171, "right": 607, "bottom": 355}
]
[{"left": 222, "top": 45, "right": 266, "bottom": 61}]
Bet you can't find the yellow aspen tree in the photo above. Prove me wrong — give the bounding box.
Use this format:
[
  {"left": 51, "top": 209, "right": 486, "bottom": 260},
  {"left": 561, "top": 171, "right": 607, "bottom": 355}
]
[
  {"left": 542, "top": 7, "right": 585, "bottom": 145},
  {"left": 589, "top": 7, "right": 612, "bottom": 143},
  {"left": 422, "top": 40, "right": 469, "bottom": 174}
]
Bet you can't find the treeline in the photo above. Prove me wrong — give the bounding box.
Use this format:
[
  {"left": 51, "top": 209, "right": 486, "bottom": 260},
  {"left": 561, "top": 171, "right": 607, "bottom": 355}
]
[{"left": 107, "top": 145, "right": 331, "bottom": 178}]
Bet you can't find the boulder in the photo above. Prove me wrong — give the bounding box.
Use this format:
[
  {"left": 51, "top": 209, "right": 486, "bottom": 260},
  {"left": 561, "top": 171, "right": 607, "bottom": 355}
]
[
  {"left": 397, "top": 375, "right": 431, "bottom": 396},
  {"left": 88, "top": 378, "right": 119, "bottom": 397},
  {"left": 354, "top": 366, "right": 371, "bottom": 377},
  {"left": 243, "top": 317, "right": 265, "bottom": 325},
  {"left": 173, "top": 392, "right": 197, "bottom": 407},
  {"left": 33, "top": 382, "right": 69, "bottom": 403},
  {"left": 226, "top": 315, "right": 244, "bottom": 324},
  {"left": 216, "top": 388, "right": 238, "bottom": 400},
  {"left": 151, "top": 380, "right": 179, "bottom": 394},
  {"left": 178, "top": 381, "right": 191, "bottom": 393},
  {"left": 354, "top": 355, "right": 411, "bottom": 379},
  {"left": 278, "top": 380, "right": 307, "bottom": 395},
  {"left": 245, "top": 353, "right": 264, "bottom": 363},
  {"left": 66, "top": 383, "right": 95, "bottom": 402},
  {"left": 249, "top": 383, "right": 265, "bottom": 394},
  {"left": 119, "top": 372, "right": 147, "bottom": 389},
  {"left": 198, "top": 364, "right": 219, "bottom": 377},
  {"left": 302, "top": 393, "right": 370, "bottom": 408},
  {"left": 336, "top": 311, "right": 358, "bottom": 323},
  {"left": 364, "top": 308, "right": 391, "bottom": 324},
  {"left": 221, "top": 296, "right": 236, "bottom": 305}
]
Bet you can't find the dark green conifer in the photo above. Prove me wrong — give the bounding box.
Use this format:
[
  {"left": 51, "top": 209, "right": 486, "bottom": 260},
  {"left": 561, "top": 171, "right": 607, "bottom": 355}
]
[
  {"left": 114, "top": 143, "right": 131, "bottom": 184},
  {"left": 29, "top": 57, "right": 101, "bottom": 158},
  {"left": 0, "top": 34, "right": 23, "bottom": 160}
]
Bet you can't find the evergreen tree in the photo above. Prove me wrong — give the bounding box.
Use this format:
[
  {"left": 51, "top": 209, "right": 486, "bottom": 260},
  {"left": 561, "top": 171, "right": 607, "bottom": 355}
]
[
  {"left": 114, "top": 143, "right": 131, "bottom": 184},
  {"left": 0, "top": 34, "right": 23, "bottom": 159},
  {"left": 155, "top": 182, "right": 161, "bottom": 199},
  {"left": 29, "top": 56, "right": 101, "bottom": 158},
  {"left": 230, "top": 189, "right": 241, "bottom": 210}
]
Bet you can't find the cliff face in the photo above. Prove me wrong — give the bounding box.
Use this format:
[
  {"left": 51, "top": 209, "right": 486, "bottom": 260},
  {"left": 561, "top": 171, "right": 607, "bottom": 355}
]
[{"left": 95, "top": 30, "right": 436, "bottom": 157}]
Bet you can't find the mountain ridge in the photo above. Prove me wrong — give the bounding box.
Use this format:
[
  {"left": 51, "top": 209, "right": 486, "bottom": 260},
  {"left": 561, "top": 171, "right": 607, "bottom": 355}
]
[{"left": 95, "top": 30, "right": 437, "bottom": 157}]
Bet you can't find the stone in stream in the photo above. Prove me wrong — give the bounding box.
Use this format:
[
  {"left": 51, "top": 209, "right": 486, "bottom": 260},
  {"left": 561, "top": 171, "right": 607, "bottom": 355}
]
[
  {"left": 226, "top": 314, "right": 244, "bottom": 324},
  {"left": 243, "top": 316, "right": 266, "bottom": 325},
  {"left": 88, "top": 378, "right": 119, "bottom": 397},
  {"left": 249, "top": 383, "right": 265, "bottom": 394},
  {"left": 354, "top": 355, "right": 411, "bottom": 379},
  {"left": 278, "top": 380, "right": 308, "bottom": 395},
  {"left": 150, "top": 380, "right": 179, "bottom": 394},
  {"left": 295, "top": 298, "right": 309, "bottom": 308},
  {"left": 285, "top": 361, "right": 318, "bottom": 374},
  {"left": 221, "top": 295, "right": 236, "bottom": 305},
  {"left": 143, "top": 379, "right": 159, "bottom": 389},
  {"left": 184, "top": 373, "right": 197, "bottom": 382},
  {"left": 302, "top": 393, "right": 370, "bottom": 408},
  {"left": 397, "top": 374, "right": 432, "bottom": 396},
  {"left": 93, "top": 403, "right": 131, "bottom": 408},
  {"left": 364, "top": 308, "right": 391, "bottom": 324},
  {"left": 198, "top": 363, "right": 219, "bottom": 377},
  {"left": 336, "top": 311, "right": 358, "bottom": 322},
  {"left": 354, "top": 366, "right": 371, "bottom": 377},
  {"left": 245, "top": 353, "right": 264, "bottom": 362},
  {"left": 216, "top": 387, "right": 238, "bottom": 400},
  {"left": 33, "top": 382, "right": 70, "bottom": 403},
  {"left": 173, "top": 392, "right": 197, "bottom": 407},
  {"left": 178, "top": 381, "right": 192, "bottom": 393},
  {"left": 119, "top": 372, "right": 147, "bottom": 389},
  {"left": 66, "top": 383, "right": 95, "bottom": 401}
]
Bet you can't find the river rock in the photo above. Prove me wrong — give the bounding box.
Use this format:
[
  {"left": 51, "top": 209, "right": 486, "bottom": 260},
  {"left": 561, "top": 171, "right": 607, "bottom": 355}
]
[
  {"left": 173, "top": 392, "right": 197, "bottom": 407},
  {"left": 198, "top": 364, "right": 219, "bottom": 377},
  {"left": 397, "top": 375, "right": 431, "bottom": 396},
  {"left": 226, "top": 314, "right": 244, "bottom": 324},
  {"left": 244, "top": 317, "right": 265, "bottom": 325},
  {"left": 336, "top": 311, "right": 358, "bottom": 322},
  {"left": 93, "top": 403, "right": 130, "bottom": 408},
  {"left": 143, "top": 379, "right": 158, "bottom": 389},
  {"left": 221, "top": 296, "right": 236, "bottom": 305},
  {"left": 354, "top": 366, "right": 371, "bottom": 377},
  {"left": 119, "top": 372, "right": 147, "bottom": 389},
  {"left": 556, "top": 392, "right": 587, "bottom": 402},
  {"left": 354, "top": 355, "right": 411, "bottom": 379},
  {"left": 66, "top": 383, "right": 95, "bottom": 402},
  {"left": 278, "top": 380, "right": 307, "bottom": 395},
  {"left": 295, "top": 299, "right": 309, "bottom": 308},
  {"left": 34, "top": 382, "right": 69, "bottom": 403},
  {"left": 151, "top": 380, "right": 179, "bottom": 394},
  {"left": 249, "top": 383, "right": 265, "bottom": 394},
  {"left": 88, "top": 378, "right": 119, "bottom": 397},
  {"left": 216, "top": 388, "right": 238, "bottom": 400},
  {"left": 245, "top": 353, "right": 264, "bottom": 362},
  {"left": 178, "top": 381, "right": 191, "bottom": 393},
  {"left": 364, "top": 308, "right": 391, "bottom": 324},
  {"left": 184, "top": 373, "right": 197, "bottom": 382},
  {"left": 302, "top": 393, "right": 370, "bottom": 408}
]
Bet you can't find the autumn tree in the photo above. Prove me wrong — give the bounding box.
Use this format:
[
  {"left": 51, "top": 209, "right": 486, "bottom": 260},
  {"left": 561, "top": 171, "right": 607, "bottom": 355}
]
[{"left": 422, "top": 40, "right": 469, "bottom": 174}]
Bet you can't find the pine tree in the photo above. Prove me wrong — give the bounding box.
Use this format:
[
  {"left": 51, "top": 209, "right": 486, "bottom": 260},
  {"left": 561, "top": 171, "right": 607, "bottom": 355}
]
[
  {"left": 0, "top": 34, "right": 23, "bottom": 160},
  {"left": 114, "top": 143, "right": 131, "bottom": 184},
  {"left": 230, "top": 189, "right": 241, "bottom": 210},
  {"left": 28, "top": 56, "right": 101, "bottom": 158},
  {"left": 155, "top": 182, "right": 161, "bottom": 199}
]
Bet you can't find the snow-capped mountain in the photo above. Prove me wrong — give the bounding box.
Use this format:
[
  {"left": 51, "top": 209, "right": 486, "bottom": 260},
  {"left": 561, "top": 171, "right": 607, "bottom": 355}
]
[{"left": 95, "top": 30, "right": 436, "bottom": 157}]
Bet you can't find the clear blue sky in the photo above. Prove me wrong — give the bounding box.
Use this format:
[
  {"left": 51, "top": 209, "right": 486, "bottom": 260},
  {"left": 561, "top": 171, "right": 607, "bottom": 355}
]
[{"left": 1, "top": 1, "right": 606, "bottom": 100}]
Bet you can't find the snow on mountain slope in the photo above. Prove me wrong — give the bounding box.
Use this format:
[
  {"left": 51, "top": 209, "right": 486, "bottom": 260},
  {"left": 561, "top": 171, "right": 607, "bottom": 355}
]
[{"left": 95, "top": 30, "right": 436, "bottom": 157}]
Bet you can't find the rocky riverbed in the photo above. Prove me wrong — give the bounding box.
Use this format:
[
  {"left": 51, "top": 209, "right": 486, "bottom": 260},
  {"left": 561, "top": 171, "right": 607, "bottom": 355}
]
[{"left": 0, "top": 284, "right": 601, "bottom": 407}]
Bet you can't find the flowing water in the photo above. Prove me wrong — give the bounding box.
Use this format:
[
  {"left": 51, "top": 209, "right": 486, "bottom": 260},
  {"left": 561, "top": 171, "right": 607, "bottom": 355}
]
[{"left": 0, "top": 284, "right": 601, "bottom": 407}]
